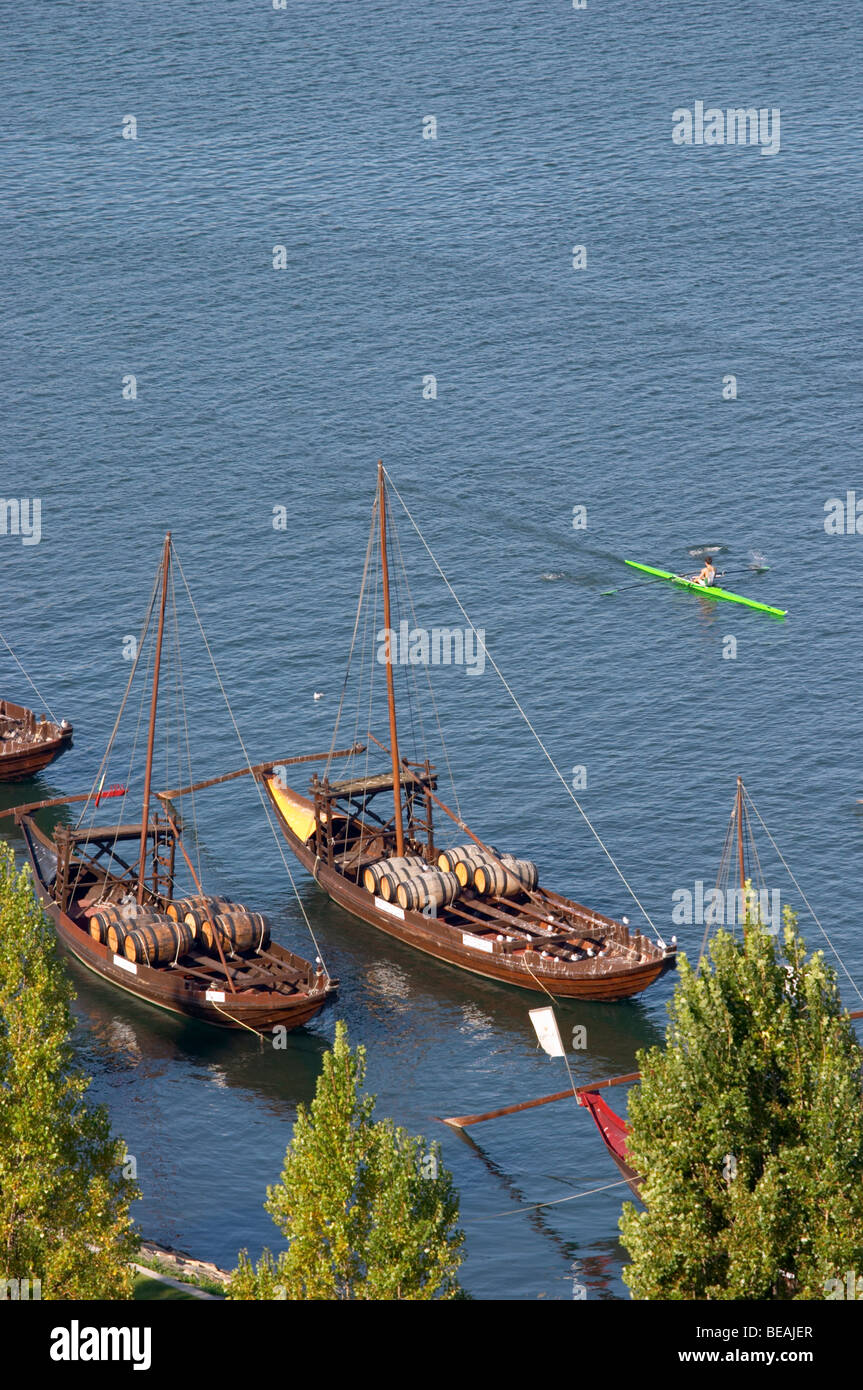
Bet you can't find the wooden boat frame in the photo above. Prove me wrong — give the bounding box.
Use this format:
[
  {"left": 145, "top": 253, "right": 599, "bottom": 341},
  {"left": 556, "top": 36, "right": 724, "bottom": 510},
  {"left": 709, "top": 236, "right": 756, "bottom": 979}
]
[
  {"left": 253, "top": 466, "right": 676, "bottom": 1001},
  {"left": 11, "top": 534, "right": 336, "bottom": 1034}
]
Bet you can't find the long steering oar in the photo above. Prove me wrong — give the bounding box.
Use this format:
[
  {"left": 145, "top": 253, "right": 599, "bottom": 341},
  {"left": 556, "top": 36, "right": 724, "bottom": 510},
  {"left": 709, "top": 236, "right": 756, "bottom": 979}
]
[{"left": 439, "top": 1070, "right": 639, "bottom": 1128}]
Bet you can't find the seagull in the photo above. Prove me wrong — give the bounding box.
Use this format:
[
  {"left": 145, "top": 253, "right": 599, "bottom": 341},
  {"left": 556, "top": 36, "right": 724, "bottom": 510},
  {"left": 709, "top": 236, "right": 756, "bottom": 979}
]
[{"left": 313, "top": 691, "right": 324, "bottom": 701}]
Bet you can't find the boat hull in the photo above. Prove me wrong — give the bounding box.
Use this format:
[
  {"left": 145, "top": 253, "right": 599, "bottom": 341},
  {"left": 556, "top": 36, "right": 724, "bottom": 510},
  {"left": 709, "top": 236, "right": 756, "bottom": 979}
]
[
  {"left": 578, "top": 1089, "right": 644, "bottom": 1203},
  {"left": 19, "top": 818, "right": 333, "bottom": 1033},
  {"left": 266, "top": 793, "right": 675, "bottom": 1001},
  {"left": 0, "top": 700, "right": 73, "bottom": 780}
]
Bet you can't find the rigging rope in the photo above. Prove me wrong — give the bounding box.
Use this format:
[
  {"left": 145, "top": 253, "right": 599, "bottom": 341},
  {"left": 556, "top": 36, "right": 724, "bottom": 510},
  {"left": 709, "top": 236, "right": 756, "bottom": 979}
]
[
  {"left": 469, "top": 1174, "right": 640, "bottom": 1222},
  {"left": 382, "top": 468, "right": 665, "bottom": 945},
  {"left": 388, "top": 504, "right": 463, "bottom": 826},
  {"left": 327, "top": 497, "right": 377, "bottom": 780},
  {"left": 169, "top": 562, "right": 204, "bottom": 890},
  {"left": 0, "top": 628, "right": 59, "bottom": 723},
  {"left": 171, "top": 548, "right": 329, "bottom": 973},
  {"left": 743, "top": 787, "right": 863, "bottom": 1008},
  {"left": 74, "top": 565, "right": 160, "bottom": 830}
]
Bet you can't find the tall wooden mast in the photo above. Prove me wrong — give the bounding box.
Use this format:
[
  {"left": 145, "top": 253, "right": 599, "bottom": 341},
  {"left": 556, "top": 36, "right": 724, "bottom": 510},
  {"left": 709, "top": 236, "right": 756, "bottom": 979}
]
[
  {"left": 137, "top": 533, "right": 171, "bottom": 902},
  {"left": 378, "top": 463, "right": 405, "bottom": 856}
]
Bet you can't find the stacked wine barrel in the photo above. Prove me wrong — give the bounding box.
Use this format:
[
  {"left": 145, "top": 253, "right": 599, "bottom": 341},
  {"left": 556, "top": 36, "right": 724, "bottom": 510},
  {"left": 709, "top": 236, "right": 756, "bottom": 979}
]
[
  {"left": 124, "top": 917, "right": 195, "bottom": 965},
  {"left": 363, "top": 855, "right": 428, "bottom": 902},
  {"left": 88, "top": 892, "right": 271, "bottom": 965},
  {"left": 200, "top": 910, "right": 270, "bottom": 957},
  {"left": 437, "top": 844, "right": 499, "bottom": 887},
  {"left": 88, "top": 900, "right": 193, "bottom": 965},
  {"left": 395, "top": 869, "right": 460, "bottom": 912},
  {"left": 437, "top": 844, "right": 538, "bottom": 897},
  {"left": 169, "top": 893, "right": 271, "bottom": 958}
]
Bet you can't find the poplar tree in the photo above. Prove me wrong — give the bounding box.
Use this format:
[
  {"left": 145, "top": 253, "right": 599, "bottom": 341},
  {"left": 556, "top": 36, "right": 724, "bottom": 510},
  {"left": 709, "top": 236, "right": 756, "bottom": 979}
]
[
  {"left": 621, "top": 909, "right": 863, "bottom": 1299},
  {"left": 0, "top": 846, "right": 139, "bottom": 1298},
  {"left": 230, "top": 1021, "right": 464, "bottom": 1299}
]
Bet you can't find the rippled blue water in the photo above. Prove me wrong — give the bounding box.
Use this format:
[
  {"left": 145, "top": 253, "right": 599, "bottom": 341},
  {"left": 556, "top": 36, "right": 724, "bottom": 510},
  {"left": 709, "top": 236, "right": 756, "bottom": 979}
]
[{"left": 1, "top": 1, "right": 860, "bottom": 1300}]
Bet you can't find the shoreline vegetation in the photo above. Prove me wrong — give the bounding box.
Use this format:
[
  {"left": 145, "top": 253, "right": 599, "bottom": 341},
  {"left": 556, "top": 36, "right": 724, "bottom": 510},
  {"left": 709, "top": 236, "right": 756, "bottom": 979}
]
[
  {"left": 4, "top": 824, "right": 863, "bottom": 1302},
  {"left": 0, "top": 847, "right": 463, "bottom": 1301}
]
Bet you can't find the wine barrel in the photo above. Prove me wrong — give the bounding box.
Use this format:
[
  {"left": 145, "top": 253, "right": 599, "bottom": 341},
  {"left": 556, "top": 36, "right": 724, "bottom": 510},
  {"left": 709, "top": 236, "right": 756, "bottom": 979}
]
[
  {"left": 499, "top": 854, "right": 539, "bottom": 891},
  {"left": 436, "top": 844, "right": 472, "bottom": 873},
  {"left": 106, "top": 921, "right": 131, "bottom": 954},
  {"left": 202, "top": 911, "right": 271, "bottom": 957},
  {"left": 98, "top": 900, "right": 162, "bottom": 927},
  {"left": 363, "top": 856, "right": 426, "bottom": 894},
  {"left": 89, "top": 911, "right": 112, "bottom": 944},
  {"left": 180, "top": 908, "right": 206, "bottom": 939},
  {"left": 377, "top": 871, "right": 403, "bottom": 903},
  {"left": 124, "top": 919, "right": 194, "bottom": 966},
  {"left": 438, "top": 844, "right": 501, "bottom": 882},
  {"left": 451, "top": 846, "right": 492, "bottom": 888},
  {"left": 473, "top": 856, "right": 538, "bottom": 897},
  {"left": 182, "top": 898, "right": 247, "bottom": 935},
  {"left": 167, "top": 894, "right": 234, "bottom": 922},
  {"left": 396, "top": 870, "right": 459, "bottom": 913}
]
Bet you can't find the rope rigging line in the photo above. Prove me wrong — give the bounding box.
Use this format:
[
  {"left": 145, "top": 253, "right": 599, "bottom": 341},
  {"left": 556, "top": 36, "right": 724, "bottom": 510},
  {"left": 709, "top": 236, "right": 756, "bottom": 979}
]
[
  {"left": 74, "top": 564, "right": 161, "bottom": 831},
  {"left": 698, "top": 784, "right": 746, "bottom": 970},
  {"left": 168, "top": 562, "right": 204, "bottom": 892},
  {"left": 743, "top": 786, "right": 863, "bottom": 1008},
  {"left": 107, "top": 607, "right": 156, "bottom": 866},
  {"left": 388, "top": 502, "right": 463, "bottom": 826},
  {"left": 171, "top": 547, "right": 329, "bottom": 972},
  {"left": 382, "top": 468, "right": 665, "bottom": 945},
  {"left": 0, "top": 628, "right": 59, "bottom": 723},
  {"left": 468, "top": 1174, "right": 640, "bottom": 1222},
  {"left": 388, "top": 513, "right": 426, "bottom": 783},
  {"left": 326, "top": 497, "right": 378, "bottom": 780}
]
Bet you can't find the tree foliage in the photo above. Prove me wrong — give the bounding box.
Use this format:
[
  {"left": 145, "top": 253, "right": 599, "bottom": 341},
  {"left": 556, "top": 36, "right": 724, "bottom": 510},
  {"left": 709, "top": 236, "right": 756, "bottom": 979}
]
[
  {"left": 621, "top": 910, "right": 863, "bottom": 1299},
  {"left": 230, "top": 1020, "right": 464, "bottom": 1299},
  {"left": 0, "top": 845, "right": 139, "bottom": 1298}
]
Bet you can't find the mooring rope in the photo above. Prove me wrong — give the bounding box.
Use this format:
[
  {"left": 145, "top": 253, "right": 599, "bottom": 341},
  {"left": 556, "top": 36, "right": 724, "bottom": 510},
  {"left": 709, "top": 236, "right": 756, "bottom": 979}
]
[{"left": 468, "top": 1174, "right": 640, "bottom": 1222}]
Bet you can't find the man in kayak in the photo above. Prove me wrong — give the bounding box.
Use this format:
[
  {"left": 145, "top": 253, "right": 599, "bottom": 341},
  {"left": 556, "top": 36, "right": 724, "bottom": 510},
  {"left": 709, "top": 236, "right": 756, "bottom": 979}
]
[{"left": 693, "top": 557, "right": 717, "bottom": 586}]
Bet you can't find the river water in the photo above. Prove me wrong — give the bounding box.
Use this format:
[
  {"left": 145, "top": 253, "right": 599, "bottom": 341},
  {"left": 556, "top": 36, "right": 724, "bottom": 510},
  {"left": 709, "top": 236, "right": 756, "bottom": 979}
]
[{"left": 2, "top": 0, "right": 860, "bottom": 1299}]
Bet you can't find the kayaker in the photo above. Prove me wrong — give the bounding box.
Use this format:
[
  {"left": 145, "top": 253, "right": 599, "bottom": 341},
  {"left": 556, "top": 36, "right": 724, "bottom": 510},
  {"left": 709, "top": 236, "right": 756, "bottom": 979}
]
[{"left": 693, "top": 557, "right": 717, "bottom": 586}]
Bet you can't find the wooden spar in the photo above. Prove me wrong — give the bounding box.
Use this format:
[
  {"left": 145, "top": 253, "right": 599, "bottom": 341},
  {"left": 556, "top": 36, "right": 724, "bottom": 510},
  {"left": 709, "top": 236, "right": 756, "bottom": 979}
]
[
  {"left": 156, "top": 745, "right": 366, "bottom": 801},
  {"left": 441, "top": 1071, "right": 640, "bottom": 1129},
  {"left": 378, "top": 462, "right": 405, "bottom": 857},
  {"left": 159, "top": 805, "right": 237, "bottom": 994},
  {"left": 1, "top": 786, "right": 127, "bottom": 820},
  {"left": 426, "top": 786, "right": 489, "bottom": 855},
  {"left": 137, "top": 533, "right": 171, "bottom": 903},
  {"left": 449, "top": 1003, "right": 863, "bottom": 1129}
]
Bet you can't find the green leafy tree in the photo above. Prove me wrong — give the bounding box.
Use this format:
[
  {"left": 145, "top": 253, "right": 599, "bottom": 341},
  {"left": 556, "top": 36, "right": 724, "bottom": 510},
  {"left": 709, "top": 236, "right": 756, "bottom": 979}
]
[
  {"left": 621, "top": 908, "right": 863, "bottom": 1299},
  {"left": 0, "top": 845, "right": 139, "bottom": 1298},
  {"left": 230, "top": 1020, "right": 464, "bottom": 1299}
]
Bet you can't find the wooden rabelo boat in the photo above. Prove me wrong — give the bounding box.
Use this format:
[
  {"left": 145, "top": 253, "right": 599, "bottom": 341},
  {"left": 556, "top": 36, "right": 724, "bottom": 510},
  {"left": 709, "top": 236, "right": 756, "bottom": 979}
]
[
  {"left": 0, "top": 698, "right": 73, "bottom": 780},
  {"left": 256, "top": 465, "right": 676, "bottom": 1001},
  {"left": 446, "top": 779, "right": 863, "bottom": 1206},
  {"left": 9, "top": 535, "right": 336, "bottom": 1035}
]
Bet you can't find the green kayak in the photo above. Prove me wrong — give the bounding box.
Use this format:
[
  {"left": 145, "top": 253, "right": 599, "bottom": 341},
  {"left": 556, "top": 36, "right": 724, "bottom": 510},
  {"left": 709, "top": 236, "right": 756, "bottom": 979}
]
[{"left": 624, "top": 561, "right": 787, "bottom": 618}]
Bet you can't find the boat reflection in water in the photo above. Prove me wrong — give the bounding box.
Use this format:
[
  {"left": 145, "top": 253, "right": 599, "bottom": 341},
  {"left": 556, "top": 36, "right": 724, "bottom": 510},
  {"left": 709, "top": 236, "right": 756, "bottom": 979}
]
[{"left": 64, "top": 945, "right": 332, "bottom": 1116}]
